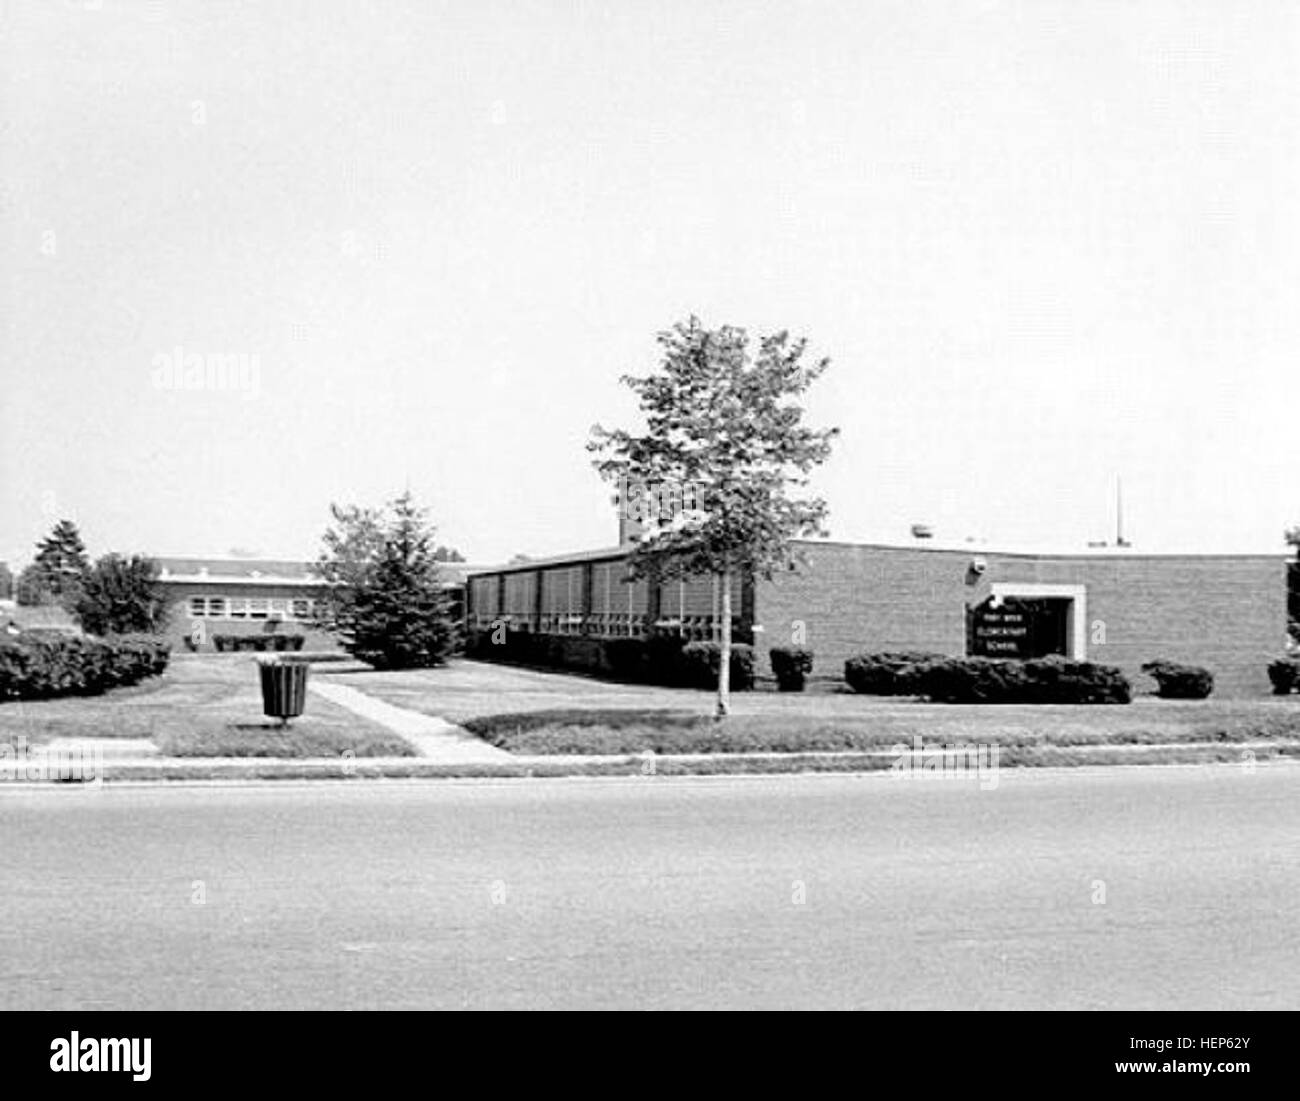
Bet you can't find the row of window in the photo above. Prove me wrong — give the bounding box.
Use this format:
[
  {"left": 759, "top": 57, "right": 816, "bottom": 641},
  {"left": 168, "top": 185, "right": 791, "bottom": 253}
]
[{"left": 186, "top": 596, "right": 315, "bottom": 621}]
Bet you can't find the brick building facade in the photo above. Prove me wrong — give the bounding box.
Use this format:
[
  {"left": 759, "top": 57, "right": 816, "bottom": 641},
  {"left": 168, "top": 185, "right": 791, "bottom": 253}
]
[{"left": 467, "top": 540, "right": 1287, "bottom": 696}]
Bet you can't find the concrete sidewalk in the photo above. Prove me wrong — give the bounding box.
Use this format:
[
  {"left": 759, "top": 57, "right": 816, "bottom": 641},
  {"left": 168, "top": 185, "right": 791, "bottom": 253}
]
[{"left": 307, "top": 679, "right": 513, "bottom": 763}]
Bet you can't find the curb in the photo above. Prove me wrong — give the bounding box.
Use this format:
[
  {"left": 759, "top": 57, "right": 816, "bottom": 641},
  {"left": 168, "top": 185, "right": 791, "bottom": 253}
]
[{"left": 5, "top": 740, "right": 1298, "bottom": 784}]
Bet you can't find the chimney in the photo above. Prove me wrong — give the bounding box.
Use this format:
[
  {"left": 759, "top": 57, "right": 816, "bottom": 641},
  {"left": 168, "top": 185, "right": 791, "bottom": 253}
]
[
  {"left": 616, "top": 475, "right": 646, "bottom": 545},
  {"left": 618, "top": 515, "right": 644, "bottom": 545}
]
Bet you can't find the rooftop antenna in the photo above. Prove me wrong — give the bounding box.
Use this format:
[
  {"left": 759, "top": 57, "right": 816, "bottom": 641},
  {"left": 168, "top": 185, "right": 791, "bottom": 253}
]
[{"left": 1116, "top": 476, "right": 1131, "bottom": 547}]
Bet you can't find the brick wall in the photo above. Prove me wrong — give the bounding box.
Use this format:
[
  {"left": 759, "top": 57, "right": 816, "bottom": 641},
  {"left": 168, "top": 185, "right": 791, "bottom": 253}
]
[
  {"left": 755, "top": 542, "right": 1286, "bottom": 696},
  {"left": 754, "top": 543, "right": 969, "bottom": 671},
  {"left": 161, "top": 581, "right": 339, "bottom": 651}
]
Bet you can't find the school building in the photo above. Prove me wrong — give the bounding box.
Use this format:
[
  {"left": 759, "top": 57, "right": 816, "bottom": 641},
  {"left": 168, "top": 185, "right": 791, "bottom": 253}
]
[
  {"left": 155, "top": 557, "right": 479, "bottom": 651},
  {"left": 465, "top": 538, "right": 1288, "bottom": 696}
]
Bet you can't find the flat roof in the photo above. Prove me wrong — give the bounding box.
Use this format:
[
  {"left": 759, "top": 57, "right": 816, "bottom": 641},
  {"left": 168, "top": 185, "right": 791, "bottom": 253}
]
[{"left": 466, "top": 538, "right": 1290, "bottom": 577}]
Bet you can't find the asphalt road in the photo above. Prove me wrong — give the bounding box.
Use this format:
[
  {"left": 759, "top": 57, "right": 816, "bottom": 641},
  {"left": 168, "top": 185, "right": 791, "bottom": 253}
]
[{"left": 1, "top": 765, "right": 1297, "bottom": 1010}]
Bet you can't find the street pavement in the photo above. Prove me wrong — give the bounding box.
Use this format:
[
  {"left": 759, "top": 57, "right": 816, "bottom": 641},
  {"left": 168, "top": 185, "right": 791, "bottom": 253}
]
[{"left": 1, "top": 765, "right": 1297, "bottom": 1010}]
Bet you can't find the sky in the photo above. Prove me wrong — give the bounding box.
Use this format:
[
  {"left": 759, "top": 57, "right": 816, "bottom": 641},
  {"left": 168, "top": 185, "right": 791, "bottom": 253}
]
[{"left": 2, "top": 0, "right": 1296, "bottom": 568}]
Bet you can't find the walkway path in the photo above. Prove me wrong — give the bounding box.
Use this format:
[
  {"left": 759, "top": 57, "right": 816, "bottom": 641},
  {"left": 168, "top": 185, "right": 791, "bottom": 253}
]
[{"left": 307, "top": 680, "right": 513, "bottom": 763}]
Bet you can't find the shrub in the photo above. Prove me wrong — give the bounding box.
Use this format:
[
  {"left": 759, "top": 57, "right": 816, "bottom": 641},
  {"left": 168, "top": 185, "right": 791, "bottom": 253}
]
[
  {"left": 769, "top": 646, "right": 814, "bottom": 691},
  {"left": 645, "top": 632, "right": 688, "bottom": 684},
  {"left": 1141, "top": 660, "right": 1214, "bottom": 700},
  {"left": 844, "top": 651, "right": 947, "bottom": 696},
  {"left": 603, "top": 637, "right": 648, "bottom": 681},
  {"left": 679, "top": 642, "right": 755, "bottom": 691},
  {"left": 211, "top": 634, "right": 306, "bottom": 654},
  {"left": 0, "top": 631, "right": 169, "bottom": 701},
  {"left": 1268, "top": 658, "right": 1300, "bottom": 696},
  {"left": 467, "top": 627, "right": 753, "bottom": 691},
  {"left": 921, "top": 656, "right": 1131, "bottom": 705}
]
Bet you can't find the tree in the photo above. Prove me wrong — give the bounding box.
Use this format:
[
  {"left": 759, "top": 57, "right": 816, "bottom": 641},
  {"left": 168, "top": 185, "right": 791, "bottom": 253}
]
[
  {"left": 31, "top": 520, "right": 90, "bottom": 603},
  {"left": 313, "top": 503, "right": 386, "bottom": 622},
  {"left": 16, "top": 563, "right": 52, "bottom": 606},
  {"left": 72, "top": 554, "right": 169, "bottom": 636},
  {"left": 314, "top": 493, "right": 455, "bottom": 669},
  {"left": 588, "top": 316, "right": 838, "bottom": 716},
  {"left": 0, "top": 561, "right": 14, "bottom": 601},
  {"left": 433, "top": 546, "right": 466, "bottom": 563}
]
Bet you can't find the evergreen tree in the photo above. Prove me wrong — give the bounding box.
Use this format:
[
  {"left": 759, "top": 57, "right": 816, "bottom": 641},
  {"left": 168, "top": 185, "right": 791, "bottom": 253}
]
[
  {"left": 315, "top": 493, "right": 455, "bottom": 669},
  {"left": 31, "top": 520, "right": 90, "bottom": 601},
  {"left": 72, "top": 554, "right": 169, "bottom": 636}
]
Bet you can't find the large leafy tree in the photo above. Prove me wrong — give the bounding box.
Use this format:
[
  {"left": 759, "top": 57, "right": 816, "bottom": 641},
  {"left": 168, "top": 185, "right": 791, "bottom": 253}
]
[
  {"left": 72, "top": 554, "right": 169, "bottom": 636},
  {"left": 28, "top": 520, "right": 90, "bottom": 603},
  {"left": 314, "top": 493, "right": 455, "bottom": 669},
  {"left": 589, "top": 317, "right": 838, "bottom": 716}
]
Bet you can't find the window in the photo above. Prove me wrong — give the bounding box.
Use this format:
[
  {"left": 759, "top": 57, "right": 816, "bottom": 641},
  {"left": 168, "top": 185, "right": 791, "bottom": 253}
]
[
  {"left": 187, "top": 596, "right": 227, "bottom": 618},
  {"left": 291, "top": 598, "right": 312, "bottom": 620},
  {"left": 247, "top": 599, "right": 269, "bottom": 620},
  {"left": 228, "top": 599, "right": 248, "bottom": 619}
]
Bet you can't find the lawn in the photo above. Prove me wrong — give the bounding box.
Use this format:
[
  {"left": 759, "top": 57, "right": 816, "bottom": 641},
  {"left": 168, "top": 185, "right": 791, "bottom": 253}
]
[
  {"left": 0, "top": 654, "right": 414, "bottom": 758},
  {"left": 324, "top": 658, "right": 1300, "bottom": 755}
]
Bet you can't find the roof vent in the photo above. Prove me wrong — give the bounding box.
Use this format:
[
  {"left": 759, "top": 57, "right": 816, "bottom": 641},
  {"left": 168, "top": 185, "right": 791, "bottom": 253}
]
[{"left": 911, "top": 524, "right": 933, "bottom": 540}]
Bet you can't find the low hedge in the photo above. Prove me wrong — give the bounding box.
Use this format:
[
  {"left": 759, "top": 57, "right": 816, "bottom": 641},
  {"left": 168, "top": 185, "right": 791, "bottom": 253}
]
[
  {"left": 844, "top": 651, "right": 947, "bottom": 696},
  {"left": 212, "top": 634, "right": 306, "bottom": 653},
  {"left": 921, "top": 656, "right": 1132, "bottom": 705},
  {"left": 769, "top": 646, "right": 814, "bottom": 691},
  {"left": 1141, "top": 660, "right": 1214, "bottom": 699},
  {"left": 1268, "top": 658, "right": 1300, "bottom": 696},
  {"left": 466, "top": 626, "right": 753, "bottom": 690},
  {"left": 0, "top": 631, "right": 170, "bottom": 701}
]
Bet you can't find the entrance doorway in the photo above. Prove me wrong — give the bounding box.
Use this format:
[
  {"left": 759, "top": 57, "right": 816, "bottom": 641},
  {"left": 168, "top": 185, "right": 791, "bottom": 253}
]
[{"left": 966, "top": 583, "right": 1088, "bottom": 660}]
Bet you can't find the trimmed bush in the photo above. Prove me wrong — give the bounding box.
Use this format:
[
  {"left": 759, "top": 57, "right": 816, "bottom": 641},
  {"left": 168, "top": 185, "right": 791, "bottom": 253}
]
[
  {"left": 0, "top": 631, "right": 170, "bottom": 701},
  {"left": 921, "top": 656, "right": 1131, "bottom": 705},
  {"left": 465, "top": 627, "right": 753, "bottom": 691},
  {"left": 770, "top": 646, "right": 814, "bottom": 691},
  {"left": 679, "top": 642, "right": 755, "bottom": 691},
  {"left": 1268, "top": 658, "right": 1300, "bottom": 696},
  {"left": 212, "top": 634, "right": 306, "bottom": 654},
  {"left": 645, "top": 632, "right": 688, "bottom": 684},
  {"left": 603, "top": 637, "right": 648, "bottom": 681},
  {"left": 1141, "top": 660, "right": 1214, "bottom": 700},
  {"left": 844, "top": 651, "right": 947, "bottom": 696}
]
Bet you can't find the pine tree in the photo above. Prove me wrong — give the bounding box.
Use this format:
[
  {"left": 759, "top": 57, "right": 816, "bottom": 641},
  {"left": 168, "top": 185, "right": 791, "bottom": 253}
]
[
  {"left": 316, "top": 493, "right": 455, "bottom": 669},
  {"left": 73, "top": 555, "right": 169, "bottom": 636},
  {"left": 32, "top": 520, "right": 90, "bottom": 600}
]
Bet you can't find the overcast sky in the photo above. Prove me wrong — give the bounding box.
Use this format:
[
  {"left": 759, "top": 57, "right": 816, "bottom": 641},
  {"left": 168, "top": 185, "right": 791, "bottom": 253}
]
[{"left": 2, "top": 0, "right": 1295, "bottom": 567}]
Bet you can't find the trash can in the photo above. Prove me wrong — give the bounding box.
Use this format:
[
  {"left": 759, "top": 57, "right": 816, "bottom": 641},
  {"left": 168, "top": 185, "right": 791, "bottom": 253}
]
[{"left": 259, "top": 658, "right": 309, "bottom": 725}]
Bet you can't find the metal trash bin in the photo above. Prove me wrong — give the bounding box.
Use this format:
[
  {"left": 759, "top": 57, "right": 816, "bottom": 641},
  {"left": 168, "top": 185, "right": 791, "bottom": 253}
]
[{"left": 259, "top": 658, "right": 309, "bottom": 725}]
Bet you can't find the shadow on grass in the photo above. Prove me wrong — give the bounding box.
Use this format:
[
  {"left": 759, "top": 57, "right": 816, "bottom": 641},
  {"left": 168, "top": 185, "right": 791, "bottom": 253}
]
[{"left": 462, "top": 708, "right": 709, "bottom": 738}]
